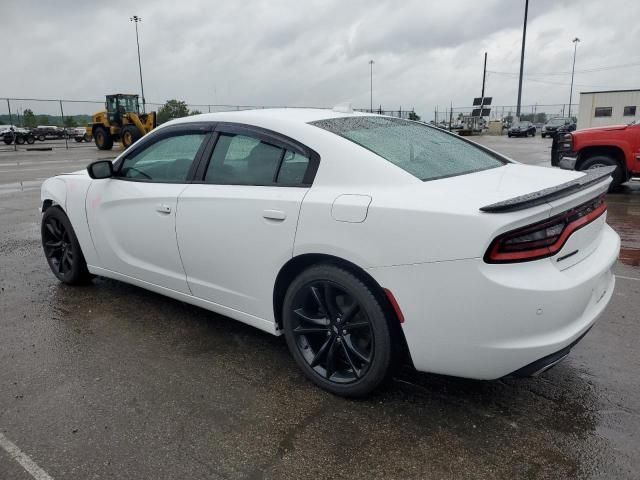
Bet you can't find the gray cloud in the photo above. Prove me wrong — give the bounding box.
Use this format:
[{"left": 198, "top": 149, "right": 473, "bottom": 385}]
[{"left": 3, "top": 0, "right": 639, "bottom": 119}]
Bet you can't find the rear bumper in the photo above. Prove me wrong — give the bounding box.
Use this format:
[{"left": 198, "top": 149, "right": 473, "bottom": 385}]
[
  {"left": 507, "top": 327, "right": 591, "bottom": 377},
  {"left": 367, "top": 225, "right": 620, "bottom": 380}
]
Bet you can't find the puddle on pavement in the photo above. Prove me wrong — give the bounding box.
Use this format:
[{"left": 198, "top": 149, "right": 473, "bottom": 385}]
[
  {"left": 0, "top": 180, "right": 43, "bottom": 195},
  {"left": 606, "top": 183, "right": 640, "bottom": 267}
]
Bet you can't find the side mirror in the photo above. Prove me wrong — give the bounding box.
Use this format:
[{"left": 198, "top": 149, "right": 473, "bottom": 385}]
[{"left": 87, "top": 160, "right": 114, "bottom": 179}]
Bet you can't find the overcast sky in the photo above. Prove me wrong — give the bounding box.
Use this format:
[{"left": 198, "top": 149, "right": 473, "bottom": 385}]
[{"left": 3, "top": 0, "right": 640, "bottom": 119}]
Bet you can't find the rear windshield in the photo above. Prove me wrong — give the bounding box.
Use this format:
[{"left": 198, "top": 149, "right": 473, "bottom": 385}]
[{"left": 310, "top": 116, "right": 506, "bottom": 181}]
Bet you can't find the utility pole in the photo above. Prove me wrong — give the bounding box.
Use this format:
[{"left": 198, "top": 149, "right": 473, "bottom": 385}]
[
  {"left": 369, "top": 60, "right": 374, "bottom": 112},
  {"left": 481, "top": 52, "right": 487, "bottom": 98},
  {"left": 130, "top": 15, "right": 146, "bottom": 113},
  {"left": 568, "top": 37, "right": 580, "bottom": 119},
  {"left": 516, "top": 0, "right": 529, "bottom": 119}
]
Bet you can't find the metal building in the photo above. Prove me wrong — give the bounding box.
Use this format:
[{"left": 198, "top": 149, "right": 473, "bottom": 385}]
[{"left": 577, "top": 89, "right": 640, "bottom": 129}]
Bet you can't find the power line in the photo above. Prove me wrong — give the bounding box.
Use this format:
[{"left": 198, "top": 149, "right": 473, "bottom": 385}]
[{"left": 487, "top": 60, "right": 640, "bottom": 77}]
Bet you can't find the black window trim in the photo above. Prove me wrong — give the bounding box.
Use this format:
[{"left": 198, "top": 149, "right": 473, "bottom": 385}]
[
  {"left": 193, "top": 122, "right": 321, "bottom": 187},
  {"left": 594, "top": 107, "right": 613, "bottom": 118},
  {"left": 112, "top": 122, "right": 215, "bottom": 184}
]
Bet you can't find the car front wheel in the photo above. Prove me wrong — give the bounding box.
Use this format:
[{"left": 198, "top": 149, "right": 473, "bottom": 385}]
[
  {"left": 580, "top": 156, "right": 625, "bottom": 191},
  {"left": 282, "top": 264, "right": 392, "bottom": 397},
  {"left": 41, "top": 207, "right": 92, "bottom": 284}
]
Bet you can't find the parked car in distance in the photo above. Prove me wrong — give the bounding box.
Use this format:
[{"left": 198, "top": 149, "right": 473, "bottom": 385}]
[
  {"left": 542, "top": 117, "right": 576, "bottom": 138},
  {"left": 508, "top": 120, "right": 536, "bottom": 137},
  {"left": 72, "top": 126, "right": 92, "bottom": 142},
  {"left": 1, "top": 126, "right": 36, "bottom": 145},
  {"left": 557, "top": 120, "right": 639, "bottom": 190},
  {"left": 33, "top": 125, "right": 64, "bottom": 141},
  {"left": 40, "top": 108, "right": 619, "bottom": 397}
]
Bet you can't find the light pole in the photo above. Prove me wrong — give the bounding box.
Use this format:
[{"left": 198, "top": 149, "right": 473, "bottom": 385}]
[
  {"left": 516, "top": 0, "right": 529, "bottom": 120},
  {"left": 568, "top": 37, "right": 580, "bottom": 119},
  {"left": 369, "top": 60, "right": 374, "bottom": 112},
  {"left": 130, "top": 15, "right": 146, "bottom": 113}
]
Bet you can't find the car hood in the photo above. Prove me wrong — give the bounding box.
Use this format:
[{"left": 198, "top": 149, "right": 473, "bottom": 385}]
[{"left": 574, "top": 124, "right": 629, "bottom": 134}]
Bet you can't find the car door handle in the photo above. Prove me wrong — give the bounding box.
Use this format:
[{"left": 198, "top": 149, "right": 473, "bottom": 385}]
[
  {"left": 156, "top": 204, "right": 172, "bottom": 214},
  {"left": 263, "top": 209, "right": 286, "bottom": 221}
]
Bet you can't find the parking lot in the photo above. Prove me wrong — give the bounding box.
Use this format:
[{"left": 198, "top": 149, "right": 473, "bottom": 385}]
[{"left": 0, "top": 135, "right": 638, "bottom": 479}]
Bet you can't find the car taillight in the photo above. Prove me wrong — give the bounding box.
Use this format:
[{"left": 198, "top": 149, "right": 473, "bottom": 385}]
[{"left": 484, "top": 195, "right": 607, "bottom": 263}]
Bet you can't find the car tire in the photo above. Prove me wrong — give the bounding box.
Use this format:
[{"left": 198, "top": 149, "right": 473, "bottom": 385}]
[
  {"left": 282, "top": 264, "right": 393, "bottom": 397},
  {"left": 41, "top": 207, "right": 92, "bottom": 285},
  {"left": 74, "top": 137, "right": 83, "bottom": 143},
  {"left": 580, "top": 156, "right": 625, "bottom": 191},
  {"left": 84, "top": 133, "right": 92, "bottom": 142},
  {"left": 508, "top": 134, "right": 512, "bottom": 138},
  {"left": 121, "top": 125, "right": 142, "bottom": 149},
  {"left": 37, "top": 134, "right": 46, "bottom": 141},
  {"left": 94, "top": 127, "right": 114, "bottom": 150},
  {"left": 26, "top": 135, "right": 35, "bottom": 144}
]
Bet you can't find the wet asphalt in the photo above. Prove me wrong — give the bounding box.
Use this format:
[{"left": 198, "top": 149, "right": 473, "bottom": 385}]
[{"left": 0, "top": 137, "right": 638, "bottom": 479}]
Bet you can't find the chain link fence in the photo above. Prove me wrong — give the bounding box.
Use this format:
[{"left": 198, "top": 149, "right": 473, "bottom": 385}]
[
  {"left": 0, "top": 97, "right": 418, "bottom": 153},
  {"left": 433, "top": 103, "right": 579, "bottom": 126}
]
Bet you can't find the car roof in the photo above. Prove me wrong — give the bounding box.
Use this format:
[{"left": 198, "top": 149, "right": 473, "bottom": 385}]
[{"left": 166, "top": 108, "right": 372, "bottom": 129}]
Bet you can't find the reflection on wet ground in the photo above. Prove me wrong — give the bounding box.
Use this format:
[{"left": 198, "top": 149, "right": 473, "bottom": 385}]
[{"left": 607, "top": 182, "right": 640, "bottom": 266}]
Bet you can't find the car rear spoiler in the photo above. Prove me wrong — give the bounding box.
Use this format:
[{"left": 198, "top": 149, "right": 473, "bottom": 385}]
[{"left": 479, "top": 166, "right": 615, "bottom": 213}]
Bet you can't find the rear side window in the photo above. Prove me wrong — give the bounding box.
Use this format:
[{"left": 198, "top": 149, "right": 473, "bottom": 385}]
[
  {"left": 310, "top": 116, "right": 505, "bottom": 181},
  {"left": 205, "top": 133, "right": 311, "bottom": 185}
]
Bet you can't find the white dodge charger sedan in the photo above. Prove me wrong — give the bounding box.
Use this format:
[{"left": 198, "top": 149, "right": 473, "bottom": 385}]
[{"left": 40, "top": 108, "right": 620, "bottom": 396}]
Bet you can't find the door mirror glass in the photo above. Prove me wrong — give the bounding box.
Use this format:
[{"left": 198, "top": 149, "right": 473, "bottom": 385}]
[{"left": 87, "top": 160, "right": 114, "bottom": 179}]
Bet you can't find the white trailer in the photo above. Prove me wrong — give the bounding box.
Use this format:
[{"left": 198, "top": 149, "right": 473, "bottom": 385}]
[{"left": 577, "top": 89, "right": 640, "bottom": 129}]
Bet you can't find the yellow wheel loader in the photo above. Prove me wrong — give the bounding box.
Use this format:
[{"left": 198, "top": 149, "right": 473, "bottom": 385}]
[{"left": 87, "top": 94, "right": 156, "bottom": 150}]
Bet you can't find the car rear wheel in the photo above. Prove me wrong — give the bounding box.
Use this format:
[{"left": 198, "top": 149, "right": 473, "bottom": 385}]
[
  {"left": 580, "top": 155, "right": 625, "bottom": 191},
  {"left": 282, "top": 264, "right": 392, "bottom": 397},
  {"left": 37, "top": 134, "right": 46, "bottom": 141},
  {"left": 41, "top": 207, "right": 92, "bottom": 285},
  {"left": 26, "top": 135, "right": 35, "bottom": 144},
  {"left": 15, "top": 136, "right": 25, "bottom": 145}
]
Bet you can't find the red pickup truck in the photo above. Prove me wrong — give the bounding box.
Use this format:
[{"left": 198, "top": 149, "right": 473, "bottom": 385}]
[{"left": 557, "top": 122, "right": 640, "bottom": 190}]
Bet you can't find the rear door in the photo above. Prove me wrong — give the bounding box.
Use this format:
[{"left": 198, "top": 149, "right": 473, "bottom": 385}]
[
  {"left": 86, "top": 124, "right": 211, "bottom": 293},
  {"left": 176, "top": 124, "right": 319, "bottom": 321}
]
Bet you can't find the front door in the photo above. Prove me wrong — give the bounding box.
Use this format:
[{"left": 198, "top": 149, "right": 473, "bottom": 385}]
[
  {"left": 177, "top": 126, "right": 317, "bottom": 320},
  {"left": 86, "top": 127, "right": 210, "bottom": 293}
]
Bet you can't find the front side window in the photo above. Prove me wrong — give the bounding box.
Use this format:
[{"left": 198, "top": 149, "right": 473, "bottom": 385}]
[
  {"left": 310, "top": 116, "right": 505, "bottom": 181},
  {"left": 119, "top": 133, "right": 206, "bottom": 182},
  {"left": 205, "top": 133, "right": 311, "bottom": 185}
]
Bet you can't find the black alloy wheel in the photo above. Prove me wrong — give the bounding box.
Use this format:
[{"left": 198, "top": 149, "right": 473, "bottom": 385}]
[
  {"left": 41, "top": 207, "right": 91, "bottom": 284},
  {"left": 283, "top": 264, "right": 392, "bottom": 397}
]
